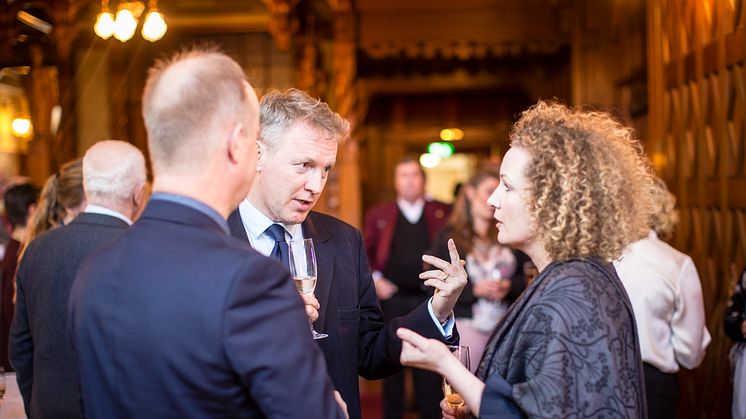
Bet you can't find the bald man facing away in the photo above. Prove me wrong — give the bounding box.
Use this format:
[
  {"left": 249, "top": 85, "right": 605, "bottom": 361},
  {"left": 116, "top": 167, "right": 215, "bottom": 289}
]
[
  {"left": 10, "top": 140, "right": 147, "bottom": 418},
  {"left": 68, "top": 49, "right": 347, "bottom": 418}
]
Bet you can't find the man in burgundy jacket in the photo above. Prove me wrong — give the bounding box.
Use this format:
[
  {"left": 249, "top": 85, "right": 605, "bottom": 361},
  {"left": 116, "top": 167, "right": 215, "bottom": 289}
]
[{"left": 363, "top": 156, "right": 451, "bottom": 419}]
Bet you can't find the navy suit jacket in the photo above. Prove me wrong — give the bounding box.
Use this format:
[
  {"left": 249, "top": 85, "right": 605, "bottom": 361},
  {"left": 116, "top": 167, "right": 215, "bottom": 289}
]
[
  {"left": 10, "top": 213, "right": 129, "bottom": 418},
  {"left": 229, "top": 209, "right": 458, "bottom": 419},
  {"left": 69, "top": 200, "right": 344, "bottom": 418}
]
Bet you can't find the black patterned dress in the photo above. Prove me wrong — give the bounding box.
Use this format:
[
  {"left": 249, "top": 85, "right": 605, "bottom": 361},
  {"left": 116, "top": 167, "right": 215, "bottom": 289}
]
[{"left": 475, "top": 258, "right": 646, "bottom": 418}]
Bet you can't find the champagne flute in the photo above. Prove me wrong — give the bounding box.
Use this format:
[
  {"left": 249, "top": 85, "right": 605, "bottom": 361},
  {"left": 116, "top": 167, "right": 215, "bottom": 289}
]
[
  {"left": 288, "top": 238, "right": 328, "bottom": 340},
  {"left": 443, "top": 345, "right": 470, "bottom": 408},
  {"left": 0, "top": 366, "right": 6, "bottom": 405}
]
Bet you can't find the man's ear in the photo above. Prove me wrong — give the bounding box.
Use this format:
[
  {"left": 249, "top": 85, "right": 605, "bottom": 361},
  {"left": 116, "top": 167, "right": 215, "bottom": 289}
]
[
  {"left": 227, "top": 123, "right": 245, "bottom": 164},
  {"left": 255, "top": 141, "right": 266, "bottom": 172},
  {"left": 133, "top": 182, "right": 146, "bottom": 208}
]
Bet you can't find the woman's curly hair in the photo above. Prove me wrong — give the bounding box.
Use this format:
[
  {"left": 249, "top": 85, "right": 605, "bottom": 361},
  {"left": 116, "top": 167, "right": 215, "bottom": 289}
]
[{"left": 509, "top": 101, "right": 655, "bottom": 262}]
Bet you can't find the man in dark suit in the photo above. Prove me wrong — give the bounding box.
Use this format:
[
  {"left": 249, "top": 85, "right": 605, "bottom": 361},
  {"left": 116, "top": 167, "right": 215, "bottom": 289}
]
[
  {"left": 10, "top": 140, "right": 147, "bottom": 418},
  {"left": 68, "top": 50, "right": 347, "bottom": 418},
  {"left": 363, "top": 157, "right": 452, "bottom": 418},
  {"left": 228, "top": 88, "right": 467, "bottom": 419}
]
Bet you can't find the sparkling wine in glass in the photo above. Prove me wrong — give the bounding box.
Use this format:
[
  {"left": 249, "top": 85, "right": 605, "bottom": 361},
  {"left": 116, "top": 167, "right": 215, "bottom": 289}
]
[
  {"left": 443, "top": 345, "right": 470, "bottom": 408},
  {"left": 288, "top": 238, "right": 328, "bottom": 340},
  {"left": 0, "top": 366, "right": 6, "bottom": 404}
]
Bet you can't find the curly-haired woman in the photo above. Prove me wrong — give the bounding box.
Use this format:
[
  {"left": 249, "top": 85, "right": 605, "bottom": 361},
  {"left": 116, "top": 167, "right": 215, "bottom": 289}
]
[{"left": 398, "top": 101, "right": 654, "bottom": 418}]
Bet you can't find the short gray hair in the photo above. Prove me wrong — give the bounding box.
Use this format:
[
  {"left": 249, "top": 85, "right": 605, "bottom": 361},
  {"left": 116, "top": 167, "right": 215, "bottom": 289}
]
[
  {"left": 142, "top": 47, "right": 251, "bottom": 174},
  {"left": 83, "top": 140, "right": 146, "bottom": 205},
  {"left": 259, "top": 88, "right": 350, "bottom": 152}
]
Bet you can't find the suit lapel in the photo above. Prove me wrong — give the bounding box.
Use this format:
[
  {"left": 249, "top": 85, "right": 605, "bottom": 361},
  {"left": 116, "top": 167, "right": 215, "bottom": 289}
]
[
  {"left": 227, "top": 209, "right": 249, "bottom": 241},
  {"left": 303, "top": 213, "right": 334, "bottom": 333}
]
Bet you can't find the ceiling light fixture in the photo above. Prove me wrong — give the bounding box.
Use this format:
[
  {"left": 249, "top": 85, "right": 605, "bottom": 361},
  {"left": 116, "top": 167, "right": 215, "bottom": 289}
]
[{"left": 94, "top": 0, "right": 167, "bottom": 42}]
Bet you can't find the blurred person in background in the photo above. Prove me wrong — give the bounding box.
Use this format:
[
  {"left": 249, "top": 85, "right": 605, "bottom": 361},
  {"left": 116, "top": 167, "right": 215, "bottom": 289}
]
[
  {"left": 10, "top": 140, "right": 147, "bottom": 418},
  {"left": 27, "top": 159, "right": 85, "bottom": 242},
  {"left": 1, "top": 182, "right": 40, "bottom": 371},
  {"left": 429, "top": 168, "right": 530, "bottom": 370},
  {"left": 725, "top": 267, "right": 746, "bottom": 419},
  {"left": 364, "top": 156, "right": 452, "bottom": 419},
  {"left": 614, "top": 175, "right": 710, "bottom": 419}
]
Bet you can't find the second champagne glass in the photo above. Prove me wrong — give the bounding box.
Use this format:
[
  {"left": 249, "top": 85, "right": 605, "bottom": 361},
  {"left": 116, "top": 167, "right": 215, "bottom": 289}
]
[
  {"left": 443, "top": 345, "right": 470, "bottom": 408},
  {"left": 288, "top": 238, "right": 328, "bottom": 340}
]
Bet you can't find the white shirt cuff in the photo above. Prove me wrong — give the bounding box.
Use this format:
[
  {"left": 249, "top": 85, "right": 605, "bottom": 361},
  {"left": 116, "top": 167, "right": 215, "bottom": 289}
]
[
  {"left": 372, "top": 270, "right": 384, "bottom": 281},
  {"left": 427, "top": 298, "right": 454, "bottom": 339}
]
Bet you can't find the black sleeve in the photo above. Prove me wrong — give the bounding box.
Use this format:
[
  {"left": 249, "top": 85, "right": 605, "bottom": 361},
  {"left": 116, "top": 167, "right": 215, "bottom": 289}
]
[
  {"left": 8, "top": 249, "right": 34, "bottom": 415},
  {"left": 725, "top": 268, "right": 746, "bottom": 343}
]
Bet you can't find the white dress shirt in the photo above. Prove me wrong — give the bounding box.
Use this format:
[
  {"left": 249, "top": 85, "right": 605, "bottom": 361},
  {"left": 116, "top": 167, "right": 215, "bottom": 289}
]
[
  {"left": 237, "top": 198, "right": 454, "bottom": 337},
  {"left": 614, "top": 230, "right": 711, "bottom": 373},
  {"left": 237, "top": 199, "right": 302, "bottom": 254},
  {"left": 84, "top": 204, "right": 133, "bottom": 225},
  {"left": 396, "top": 197, "right": 425, "bottom": 224}
]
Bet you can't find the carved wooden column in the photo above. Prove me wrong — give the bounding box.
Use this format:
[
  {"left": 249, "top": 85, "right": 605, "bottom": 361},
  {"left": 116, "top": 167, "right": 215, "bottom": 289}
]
[
  {"left": 262, "top": 0, "right": 298, "bottom": 51},
  {"left": 23, "top": 43, "right": 57, "bottom": 185},
  {"left": 647, "top": 1, "right": 746, "bottom": 417},
  {"left": 50, "top": 0, "right": 84, "bottom": 166},
  {"left": 329, "top": 0, "right": 361, "bottom": 227},
  {"left": 296, "top": 24, "right": 327, "bottom": 99}
]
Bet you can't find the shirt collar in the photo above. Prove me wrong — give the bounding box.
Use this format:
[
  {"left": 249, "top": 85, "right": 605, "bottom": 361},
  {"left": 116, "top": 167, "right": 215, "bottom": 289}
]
[
  {"left": 238, "top": 199, "right": 302, "bottom": 241},
  {"left": 84, "top": 204, "right": 133, "bottom": 225},
  {"left": 397, "top": 197, "right": 425, "bottom": 211},
  {"left": 150, "top": 192, "right": 229, "bottom": 235}
]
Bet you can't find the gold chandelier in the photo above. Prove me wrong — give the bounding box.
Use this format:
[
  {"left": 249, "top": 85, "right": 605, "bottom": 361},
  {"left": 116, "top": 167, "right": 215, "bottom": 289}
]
[{"left": 94, "top": 0, "right": 167, "bottom": 42}]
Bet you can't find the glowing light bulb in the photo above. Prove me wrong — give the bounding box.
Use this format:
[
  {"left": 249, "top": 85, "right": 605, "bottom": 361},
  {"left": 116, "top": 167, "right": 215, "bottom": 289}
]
[
  {"left": 142, "top": 10, "right": 167, "bottom": 41},
  {"left": 419, "top": 153, "right": 442, "bottom": 168},
  {"left": 94, "top": 11, "right": 115, "bottom": 39},
  {"left": 114, "top": 9, "right": 137, "bottom": 42},
  {"left": 11, "top": 118, "right": 32, "bottom": 138}
]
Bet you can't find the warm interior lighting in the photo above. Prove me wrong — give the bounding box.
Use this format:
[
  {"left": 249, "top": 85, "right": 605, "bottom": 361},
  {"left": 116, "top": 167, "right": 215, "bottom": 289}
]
[
  {"left": 420, "top": 153, "right": 442, "bottom": 168},
  {"left": 11, "top": 117, "right": 32, "bottom": 138},
  {"left": 95, "top": 0, "right": 166, "bottom": 42},
  {"left": 114, "top": 8, "right": 137, "bottom": 42},
  {"left": 141, "top": 10, "right": 167, "bottom": 42},
  {"left": 439, "top": 128, "right": 464, "bottom": 141},
  {"left": 94, "top": 12, "right": 115, "bottom": 39}
]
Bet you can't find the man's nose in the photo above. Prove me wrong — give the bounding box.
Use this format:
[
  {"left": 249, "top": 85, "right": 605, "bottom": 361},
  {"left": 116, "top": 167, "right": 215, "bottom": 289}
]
[{"left": 305, "top": 171, "right": 324, "bottom": 194}]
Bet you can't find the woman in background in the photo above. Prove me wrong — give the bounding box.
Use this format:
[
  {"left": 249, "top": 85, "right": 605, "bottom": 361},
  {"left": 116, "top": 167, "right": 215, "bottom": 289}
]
[
  {"left": 614, "top": 176, "right": 710, "bottom": 418},
  {"left": 27, "top": 159, "right": 85, "bottom": 241},
  {"left": 429, "top": 168, "right": 529, "bottom": 369},
  {"left": 400, "top": 101, "right": 653, "bottom": 418},
  {"left": 1, "top": 182, "right": 39, "bottom": 371}
]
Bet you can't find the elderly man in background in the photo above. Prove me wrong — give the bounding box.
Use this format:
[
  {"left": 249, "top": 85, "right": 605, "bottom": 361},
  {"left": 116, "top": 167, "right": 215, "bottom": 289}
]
[
  {"left": 69, "top": 49, "right": 346, "bottom": 418},
  {"left": 10, "top": 140, "right": 147, "bottom": 418}
]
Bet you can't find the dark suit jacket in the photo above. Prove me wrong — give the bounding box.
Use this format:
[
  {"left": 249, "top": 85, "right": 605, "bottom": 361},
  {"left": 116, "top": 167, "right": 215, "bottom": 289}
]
[
  {"left": 364, "top": 200, "right": 451, "bottom": 273},
  {"left": 69, "top": 200, "right": 344, "bottom": 418},
  {"left": 229, "top": 209, "right": 457, "bottom": 419},
  {"left": 10, "top": 212, "right": 129, "bottom": 418}
]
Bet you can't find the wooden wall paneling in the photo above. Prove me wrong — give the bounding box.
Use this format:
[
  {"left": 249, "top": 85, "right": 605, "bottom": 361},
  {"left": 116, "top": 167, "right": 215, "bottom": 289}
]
[{"left": 649, "top": 0, "right": 746, "bottom": 417}]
